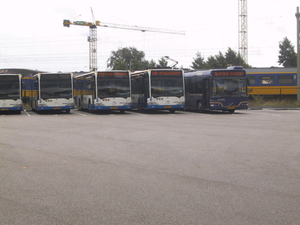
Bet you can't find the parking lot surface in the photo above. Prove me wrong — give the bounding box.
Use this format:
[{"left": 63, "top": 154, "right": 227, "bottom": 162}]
[{"left": 1, "top": 109, "right": 300, "bottom": 225}]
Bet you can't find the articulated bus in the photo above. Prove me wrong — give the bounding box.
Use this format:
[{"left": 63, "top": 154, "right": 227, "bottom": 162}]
[
  {"left": 184, "top": 66, "right": 248, "bottom": 113},
  {"left": 0, "top": 74, "right": 23, "bottom": 113},
  {"left": 130, "top": 69, "right": 185, "bottom": 113},
  {"left": 73, "top": 70, "right": 132, "bottom": 113},
  {"left": 29, "top": 73, "right": 74, "bottom": 113}
]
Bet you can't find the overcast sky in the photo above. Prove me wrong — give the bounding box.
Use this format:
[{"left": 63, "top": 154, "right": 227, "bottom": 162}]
[{"left": 0, "top": 0, "right": 298, "bottom": 72}]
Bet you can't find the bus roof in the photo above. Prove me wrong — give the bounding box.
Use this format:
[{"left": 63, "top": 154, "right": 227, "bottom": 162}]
[{"left": 185, "top": 67, "right": 246, "bottom": 78}]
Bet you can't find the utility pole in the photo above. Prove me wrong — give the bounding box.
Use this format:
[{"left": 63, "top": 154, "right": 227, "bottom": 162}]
[{"left": 296, "top": 6, "right": 300, "bottom": 101}]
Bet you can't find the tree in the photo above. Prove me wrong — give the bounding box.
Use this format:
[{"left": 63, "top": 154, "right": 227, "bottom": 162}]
[
  {"left": 191, "top": 48, "right": 250, "bottom": 70},
  {"left": 157, "top": 57, "right": 169, "bottom": 68},
  {"left": 191, "top": 52, "right": 208, "bottom": 69},
  {"left": 107, "top": 47, "right": 150, "bottom": 70},
  {"left": 278, "top": 37, "right": 297, "bottom": 67}
]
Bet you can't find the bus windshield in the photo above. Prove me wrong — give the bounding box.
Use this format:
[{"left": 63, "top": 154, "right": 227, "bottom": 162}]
[
  {"left": 40, "top": 74, "right": 72, "bottom": 99},
  {"left": 0, "top": 76, "right": 20, "bottom": 99},
  {"left": 151, "top": 75, "right": 183, "bottom": 97},
  {"left": 97, "top": 76, "right": 130, "bottom": 98},
  {"left": 212, "top": 78, "right": 247, "bottom": 97}
]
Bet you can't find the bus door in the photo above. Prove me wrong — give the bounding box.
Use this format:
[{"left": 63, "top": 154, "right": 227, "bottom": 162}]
[
  {"left": 138, "top": 73, "right": 149, "bottom": 110},
  {"left": 203, "top": 79, "right": 210, "bottom": 108}
]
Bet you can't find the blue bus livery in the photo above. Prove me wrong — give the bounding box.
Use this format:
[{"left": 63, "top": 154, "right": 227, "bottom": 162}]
[{"left": 184, "top": 66, "right": 248, "bottom": 113}]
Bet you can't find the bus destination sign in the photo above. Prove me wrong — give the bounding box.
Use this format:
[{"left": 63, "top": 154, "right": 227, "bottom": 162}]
[
  {"left": 152, "top": 71, "right": 182, "bottom": 75},
  {"left": 98, "top": 72, "right": 128, "bottom": 76},
  {"left": 213, "top": 71, "right": 245, "bottom": 76}
]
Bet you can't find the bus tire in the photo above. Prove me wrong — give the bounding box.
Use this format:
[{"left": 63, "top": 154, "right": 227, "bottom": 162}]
[
  {"left": 66, "top": 109, "right": 70, "bottom": 113},
  {"left": 228, "top": 109, "right": 235, "bottom": 114},
  {"left": 169, "top": 109, "right": 175, "bottom": 113}
]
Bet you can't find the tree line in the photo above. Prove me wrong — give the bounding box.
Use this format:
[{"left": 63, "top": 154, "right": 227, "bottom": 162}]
[{"left": 106, "top": 37, "right": 297, "bottom": 70}]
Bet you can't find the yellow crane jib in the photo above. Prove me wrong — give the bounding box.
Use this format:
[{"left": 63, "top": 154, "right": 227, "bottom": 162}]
[
  {"left": 63, "top": 17, "right": 185, "bottom": 71},
  {"left": 63, "top": 20, "right": 100, "bottom": 27}
]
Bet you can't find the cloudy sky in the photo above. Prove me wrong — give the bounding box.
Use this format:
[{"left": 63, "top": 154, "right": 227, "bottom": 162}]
[{"left": 0, "top": 0, "right": 298, "bottom": 72}]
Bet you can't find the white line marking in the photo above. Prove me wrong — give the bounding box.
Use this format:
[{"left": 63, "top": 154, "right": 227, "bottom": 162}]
[
  {"left": 23, "top": 110, "right": 31, "bottom": 117},
  {"left": 75, "top": 112, "right": 87, "bottom": 117}
]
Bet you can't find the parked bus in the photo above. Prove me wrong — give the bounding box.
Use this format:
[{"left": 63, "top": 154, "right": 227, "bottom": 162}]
[
  {"left": 0, "top": 74, "right": 23, "bottom": 113},
  {"left": 73, "top": 70, "right": 132, "bottom": 113},
  {"left": 130, "top": 69, "right": 185, "bottom": 113},
  {"left": 29, "top": 73, "right": 74, "bottom": 113},
  {"left": 184, "top": 66, "right": 248, "bottom": 113}
]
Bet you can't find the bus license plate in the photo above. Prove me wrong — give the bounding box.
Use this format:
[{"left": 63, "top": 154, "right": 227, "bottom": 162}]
[
  {"left": 227, "top": 106, "right": 235, "bottom": 109},
  {"left": 1, "top": 108, "right": 9, "bottom": 111},
  {"left": 111, "top": 107, "right": 118, "bottom": 109},
  {"left": 164, "top": 106, "right": 172, "bottom": 108},
  {"left": 53, "top": 107, "right": 61, "bottom": 109}
]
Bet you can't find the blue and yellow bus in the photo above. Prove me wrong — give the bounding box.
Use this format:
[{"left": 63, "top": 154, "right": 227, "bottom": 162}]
[
  {"left": 73, "top": 71, "right": 132, "bottom": 113},
  {"left": 0, "top": 74, "right": 23, "bottom": 113},
  {"left": 184, "top": 66, "right": 248, "bottom": 113},
  {"left": 29, "top": 73, "right": 74, "bottom": 113},
  {"left": 130, "top": 69, "right": 185, "bottom": 113}
]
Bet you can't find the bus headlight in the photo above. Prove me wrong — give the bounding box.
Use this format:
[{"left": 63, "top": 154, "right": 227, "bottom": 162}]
[
  {"left": 148, "top": 101, "right": 158, "bottom": 105},
  {"left": 210, "top": 103, "right": 221, "bottom": 107},
  {"left": 15, "top": 100, "right": 22, "bottom": 107},
  {"left": 94, "top": 102, "right": 105, "bottom": 106}
]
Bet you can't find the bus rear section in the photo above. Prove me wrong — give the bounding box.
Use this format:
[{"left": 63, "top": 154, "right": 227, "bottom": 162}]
[
  {"left": 0, "top": 74, "right": 23, "bottom": 113},
  {"left": 185, "top": 67, "right": 248, "bottom": 113},
  {"left": 74, "top": 71, "right": 132, "bottom": 113},
  {"left": 131, "top": 69, "right": 185, "bottom": 113},
  {"left": 29, "top": 73, "right": 74, "bottom": 113}
]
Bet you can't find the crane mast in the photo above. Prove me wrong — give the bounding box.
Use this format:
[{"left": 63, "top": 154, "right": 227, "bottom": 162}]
[
  {"left": 238, "top": 0, "right": 248, "bottom": 63},
  {"left": 63, "top": 18, "right": 185, "bottom": 71}
]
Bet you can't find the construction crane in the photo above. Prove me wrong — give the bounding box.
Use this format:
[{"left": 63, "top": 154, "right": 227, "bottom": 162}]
[
  {"left": 238, "top": 0, "right": 248, "bottom": 63},
  {"left": 63, "top": 10, "right": 185, "bottom": 71}
]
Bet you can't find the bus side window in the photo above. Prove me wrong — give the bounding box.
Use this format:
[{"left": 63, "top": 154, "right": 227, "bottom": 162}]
[{"left": 197, "top": 81, "right": 203, "bottom": 94}]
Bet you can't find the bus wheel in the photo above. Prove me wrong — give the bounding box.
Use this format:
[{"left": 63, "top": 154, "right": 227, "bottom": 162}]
[
  {"left": 169, "top": 109, "right": 175, "bottom": 113},
  {"left": 66, "top": 109, "right": 70, "bottom": 113},
  {"left": 120, "top": 110, "right": 125, "bottom": 114},
  {"left": 228, "top": 109, "right": 235, "bottom": 114}
]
